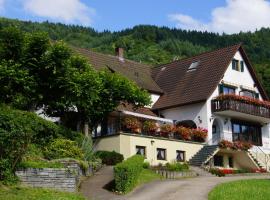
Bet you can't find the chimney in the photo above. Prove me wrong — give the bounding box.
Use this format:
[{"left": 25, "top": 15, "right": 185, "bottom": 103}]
[{"left": 115, "top": 47, "right": 124, "bottom": 61}]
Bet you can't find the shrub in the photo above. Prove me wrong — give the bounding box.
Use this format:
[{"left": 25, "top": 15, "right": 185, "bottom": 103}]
[
  {"left": 142, "top": 161, "right": 150, "bottom": 169},
  {"left": 114, "top": 155, "right": 144, "bottom": 193},
  {"left": 209, "top": 168, "right": 225, "bottom": 177},
  {"left": 44, "top": 139, "right": 84, "bottom": 160},
  {"left": 95, "top": 151, "right": 124, "bottom": 165},
  {"left": 165, "top": 162, "right": 189, "bottom": 171}
]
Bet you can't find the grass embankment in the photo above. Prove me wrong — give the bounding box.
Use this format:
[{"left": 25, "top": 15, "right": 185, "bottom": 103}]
[
  {"left": 208, "top": 179, "right": 270, "bottom": 200},
  {"left": 0, "top": 185, "right": 85, "bottom": 200}
]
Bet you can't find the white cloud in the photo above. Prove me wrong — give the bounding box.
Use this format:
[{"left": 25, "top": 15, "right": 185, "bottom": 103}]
[
  {"left": 23, "top": 0, "right": 95, "bottom": 26},
  {"left": 169, "top": 0, "right": 270, "bottom": 34}
]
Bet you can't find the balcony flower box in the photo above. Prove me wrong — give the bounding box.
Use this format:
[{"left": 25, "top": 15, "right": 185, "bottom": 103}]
[{"left": 218, "top": 140, "right": 253, "bottom": 151}]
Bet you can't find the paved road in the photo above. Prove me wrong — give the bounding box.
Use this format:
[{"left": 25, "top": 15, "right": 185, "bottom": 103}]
[{"left": 80, "top": 166, "right": 270, "bottom": 200}]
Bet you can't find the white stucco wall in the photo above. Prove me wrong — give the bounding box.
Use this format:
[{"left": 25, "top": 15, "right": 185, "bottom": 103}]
[
  {"left": 160, "top": 102, "right": 208, "bottom": 129},
  {"left": 160, "top": 50, "right": 270, "bottom": 147},
  {"left": 150, "top": 93, "right": 160, "bottom": 108}
]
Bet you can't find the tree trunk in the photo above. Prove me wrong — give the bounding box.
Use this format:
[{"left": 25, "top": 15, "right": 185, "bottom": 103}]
[{"left": 76, "top": 120, "right": 81, "bottom": 132}]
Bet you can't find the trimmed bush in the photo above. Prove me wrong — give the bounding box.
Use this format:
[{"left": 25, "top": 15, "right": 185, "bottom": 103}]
[
  {"left": 165, "top": 162, "right": 189, "bottom": 172},
  {"left": 44, "top": 139, "right": 84, "bottom": 160},
  {"left": 95, "top": 151, "right": 124, "bottom": 165},
  {"left": 114, "top": 155, "right": 144, "bottom": 193}
]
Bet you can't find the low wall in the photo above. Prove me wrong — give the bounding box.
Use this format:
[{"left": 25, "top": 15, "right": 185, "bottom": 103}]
[
  {"left": 16, "top": 168, "right": 78, "bottom": 192},
  {"left": 16, "top": 160, "right": 102, "bottom": 192},
  {"left": 156, "top": 170, "right": 197, "bottom": 179}
]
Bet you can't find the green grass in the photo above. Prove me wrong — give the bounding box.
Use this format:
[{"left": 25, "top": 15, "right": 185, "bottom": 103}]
[
  {"left": 137, "top": 169, "right": 162, "bottom": 186},
  {"left": 18, "top": 161, "right": 64, "bottom": 169},
  {"left": 0, "top": 185, "right": 85, "bottom": 200},
  {"left": 208, "top": 179, "right": 270, "bottom": 200}
]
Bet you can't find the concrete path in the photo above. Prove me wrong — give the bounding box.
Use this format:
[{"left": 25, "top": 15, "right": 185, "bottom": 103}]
[{"left": 80, "top": 166, "right": 270, "bottom": 200}]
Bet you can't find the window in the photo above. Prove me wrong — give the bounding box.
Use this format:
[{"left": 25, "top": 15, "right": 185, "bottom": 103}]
[
  {"left": 232, "top": 59, "right": 244, "bottom": 72},
  {"left": 187, "top": 61, "right": 200, "bottom": 72},
  {"left": 176, "top": 150, "right": 185, "bottom": 162},
  {"left": 157, "top": 148, "right": 166, "bottom": 160},
  {"left": 136, "top": 146, "right": 146, "bottom": 157},
  {"left": 231, "top": 120, "right": 262, "bottom": 146},
  {"left": 240, "top": 90, "right": 259, "bottom": 99},
  {"left": 219, "top": 84, "right": 235, "bottom": 95}
]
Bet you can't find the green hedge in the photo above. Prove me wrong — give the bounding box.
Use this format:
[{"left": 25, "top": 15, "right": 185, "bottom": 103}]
[
  {"left": 114, "top": 155, "right": 144, "bottom": 193},
  {"left": 0, "top": 105, "right": 80, "bottom": 184},
  {"left": 95, "top": 151, "right": 124, "bottom": 165}
]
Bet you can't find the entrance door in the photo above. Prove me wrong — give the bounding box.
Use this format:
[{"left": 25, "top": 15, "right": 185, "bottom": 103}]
[{"left": 212, "top": 119, "right": 221, "bottom": 144}]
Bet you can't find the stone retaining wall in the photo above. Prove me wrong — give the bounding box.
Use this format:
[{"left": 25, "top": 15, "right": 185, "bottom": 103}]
[
  {"left": 16, "top": 168, "right": 78, "bottom": 192},
  {"left": 156, "top": 170, "right": 197, "bottom": 179},
  {"left": 16, "top": 160, "right": 102, "bottom": 192}
]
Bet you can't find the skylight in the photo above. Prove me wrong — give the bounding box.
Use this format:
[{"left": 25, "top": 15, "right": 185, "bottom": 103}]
[{"left": 187, "top": 61, "right": 200, "bottom": 72}]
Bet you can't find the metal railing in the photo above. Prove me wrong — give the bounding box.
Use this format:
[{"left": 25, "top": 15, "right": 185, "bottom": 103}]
[{"left": 250, "top": 145, "right": 270, "bottom": 171}]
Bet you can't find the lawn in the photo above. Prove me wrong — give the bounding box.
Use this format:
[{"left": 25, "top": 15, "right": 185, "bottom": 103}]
[
  {"left": 208, "top": 179, "right": 270, "bottom": 200},
  {"left": 137, "top": 168, "right": 163, "bottom": 186},
  {"left": 0, "top": 185, "right": 85, "bottom": 200}
]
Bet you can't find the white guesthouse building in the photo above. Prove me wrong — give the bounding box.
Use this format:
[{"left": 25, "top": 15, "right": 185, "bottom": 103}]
[{"left": 75, "top": 44, "right": 270, "bottom": 171}]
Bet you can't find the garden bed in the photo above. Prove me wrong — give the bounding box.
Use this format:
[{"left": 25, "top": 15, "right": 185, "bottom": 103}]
[{"left": 155, "top": 170, "right": 197, "bottom": 179}]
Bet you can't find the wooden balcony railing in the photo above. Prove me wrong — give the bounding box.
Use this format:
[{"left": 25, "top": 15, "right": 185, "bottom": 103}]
[{"left": 211, "top": 98, "right": 270, "bottom": 119}]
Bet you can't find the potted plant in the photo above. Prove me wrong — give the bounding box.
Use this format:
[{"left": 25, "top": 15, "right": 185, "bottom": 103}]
[
  {"left": 175, "top": 126, "right": 192, "bottom": 141},
  {"left": 143, "top": 120, "right": 158, "bottom": 135},
  {"left": 192, "top": 127, "right": 208, "bottom": 142},
  {"left": 218, "top": 140, "right": 233, "bottom": 149},
  {"left": 160, "top": 124, "right": 175, "bottom": 138},
  {"left": 123, "top": 117, "right": 141, "bottom": 133}
]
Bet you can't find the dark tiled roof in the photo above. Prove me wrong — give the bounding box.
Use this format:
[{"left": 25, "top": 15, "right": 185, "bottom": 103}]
[
  {"left": 152, "top": 44, "right": 268, "bottom": 110},
  {"left": 73, "top": 47, "right": 163, "bottom": 94},
  {"left": 117, "top": 103, "right": 157, "bottom": 117}
]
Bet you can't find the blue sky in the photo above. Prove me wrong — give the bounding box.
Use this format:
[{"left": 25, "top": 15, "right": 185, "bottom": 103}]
[{"left": 1, "top": 0, "right": 270, "bottom": 34}]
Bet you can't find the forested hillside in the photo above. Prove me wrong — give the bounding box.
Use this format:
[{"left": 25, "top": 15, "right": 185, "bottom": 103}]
[{"left": 0, "top": 17, "right": 270, "bottom": 95}]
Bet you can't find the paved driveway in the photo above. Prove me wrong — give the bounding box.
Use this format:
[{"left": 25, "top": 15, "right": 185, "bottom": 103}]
[{"left": 80, "top": 167, "right": 270, "bottom": 200}]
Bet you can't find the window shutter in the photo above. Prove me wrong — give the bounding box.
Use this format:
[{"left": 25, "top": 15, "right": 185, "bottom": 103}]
[
  {"left": 232, "top": 60, "right": 236, "bottom": 70},
  {"left": 219, "top": 84, "right": 224, "bottom": 94},
  {"left": 255, "top": 93, "right": 259, "bottom": 99},
  {"left": 240, "top": 61, "right": 244, "bottom": 72}
]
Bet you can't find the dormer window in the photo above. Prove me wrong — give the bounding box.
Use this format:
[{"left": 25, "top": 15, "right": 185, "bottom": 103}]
[
  {"left": 187, "top": 61, "right": 200, "bottom": 72},
  {"left": 232, "top": 59, "right": 244, "bottom": 72}
]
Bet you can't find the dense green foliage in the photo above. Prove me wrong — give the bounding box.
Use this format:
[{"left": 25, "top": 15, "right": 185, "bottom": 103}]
[
  {"left": 44, "top": 139, "right": 84, "bottom": 160},
  {"left": 95, "top": 151, "right": 124, "bottom": 165},
  {"left": 114, "top": 155, "right": 144, "bottom": 193},
  {"left": 208, "top": 179, "right": 270, "bottom": 200},
  {"left": 0, "top": 18, "right": 270, "bottom": 95},
  {"left": 0, "top": 24, "right": 150, "bottom": 134},
  {"left": 0, "top": 105, "right": 70, "bottom": 183},
  {"left": 0, "top": 185, "right": 85, "bottom": 200}
]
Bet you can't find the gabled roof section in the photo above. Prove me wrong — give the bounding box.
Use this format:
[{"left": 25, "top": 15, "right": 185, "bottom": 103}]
[
  {"left": 152, "top": 44, "right": 268, "bottom": 110},
  {"left": 73, "top": 47, "right": 163, "bottom": 94}
]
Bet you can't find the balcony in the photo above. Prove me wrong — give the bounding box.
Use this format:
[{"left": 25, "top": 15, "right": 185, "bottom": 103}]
[
  {"left": 93, "top": 111, "right": 208, "bottom": 143},
  {"left": 211, "top": 94, "right": 270, "bottom": 123}
]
